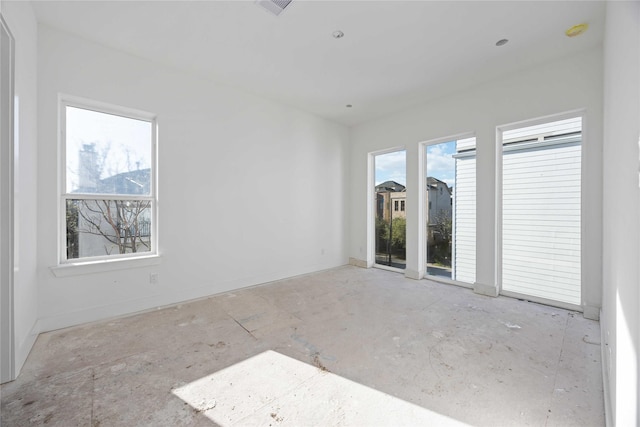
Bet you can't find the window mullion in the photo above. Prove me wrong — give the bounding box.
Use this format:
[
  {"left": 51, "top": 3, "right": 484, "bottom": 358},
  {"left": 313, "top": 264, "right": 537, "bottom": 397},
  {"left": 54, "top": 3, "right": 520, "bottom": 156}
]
[{"left": 62, "top": 194, "right": 153, "bottom": 202}]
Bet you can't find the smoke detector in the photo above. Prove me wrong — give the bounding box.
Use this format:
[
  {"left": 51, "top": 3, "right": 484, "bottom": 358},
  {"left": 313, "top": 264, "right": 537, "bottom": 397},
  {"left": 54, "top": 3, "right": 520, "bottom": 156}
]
[{"left": 256, "top": 0, "right": 293, "bottom": 16}]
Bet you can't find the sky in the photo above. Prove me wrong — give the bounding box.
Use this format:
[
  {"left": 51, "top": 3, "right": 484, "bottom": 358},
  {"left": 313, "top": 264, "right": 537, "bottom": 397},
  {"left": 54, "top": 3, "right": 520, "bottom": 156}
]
[
  {"left": 426, "top": 141, "right": 456, "bottom": 186},
  {"left": 66, "top": 106, "right": 152, "bottom": 193},
  {"left": 374, "top": 141, "right": 456, "bottom": 188},
  {"left": 374, "top": 150, "right": 407, "bottom": 186}
]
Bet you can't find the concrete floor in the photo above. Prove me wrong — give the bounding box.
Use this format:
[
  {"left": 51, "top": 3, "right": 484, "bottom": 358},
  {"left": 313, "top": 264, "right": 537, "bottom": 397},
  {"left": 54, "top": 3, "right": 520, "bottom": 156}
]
[{"left": 1, "top": 266, "right": 604, "bottom": 426}]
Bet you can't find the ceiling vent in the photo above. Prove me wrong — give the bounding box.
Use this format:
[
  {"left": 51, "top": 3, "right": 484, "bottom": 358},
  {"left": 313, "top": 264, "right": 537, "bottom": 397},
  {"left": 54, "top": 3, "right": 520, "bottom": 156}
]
[{"left": 256, "top": 0, "right": 292, "bottom": 16}]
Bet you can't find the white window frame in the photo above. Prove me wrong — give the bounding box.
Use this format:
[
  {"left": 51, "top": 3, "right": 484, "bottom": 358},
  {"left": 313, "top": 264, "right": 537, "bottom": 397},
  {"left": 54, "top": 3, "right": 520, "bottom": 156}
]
[
  {"left": 367, "top": 146, "right": 406, "bottom": 273},
  {"left": 1, "top": 13, "right": 15, "bottom": 383},
  {"left": 496, "top": 109, "right": 585, "bottom": 311},
  {"left": 419, "top": 132, "right": 476, "bottom": 287},
  {"left": 58, "top": 95, "right": 158, "bottom": 267}
]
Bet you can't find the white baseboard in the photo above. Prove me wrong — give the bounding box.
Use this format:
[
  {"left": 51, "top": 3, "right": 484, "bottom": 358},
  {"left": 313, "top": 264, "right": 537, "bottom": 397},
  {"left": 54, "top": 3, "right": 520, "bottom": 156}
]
[
  {"left": 473, "top": 282, "right": 499, "bottom": 297},
  {"left": 404, "top": 269, "right": 424, "bottom": 280},
  {"left": 15, "top": 320, "right": 39, "bottom": 378},
  {"left": 600, "top": 309, "right": 612, "bottom": 427},
  {"left": 583, "top": 305, "right": 600, "bottom": 320},
  {"left": 37, "top": 261, "right": 349, "bottom": 334},
  {"left": 348, "top": 258, "right": 368, "bottom": 268}
]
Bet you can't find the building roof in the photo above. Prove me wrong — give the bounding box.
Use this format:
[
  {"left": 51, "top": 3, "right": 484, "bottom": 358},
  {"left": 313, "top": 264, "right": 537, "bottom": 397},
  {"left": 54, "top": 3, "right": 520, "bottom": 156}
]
[
  {"left": 375, "top": 181, "right": 406, "bottom": 192},
  {"left": 427, "top": 177, "right": 452, "bottom": 195},
  {"left": 98, "top": 169, "right": 151, "bottom": 195}
]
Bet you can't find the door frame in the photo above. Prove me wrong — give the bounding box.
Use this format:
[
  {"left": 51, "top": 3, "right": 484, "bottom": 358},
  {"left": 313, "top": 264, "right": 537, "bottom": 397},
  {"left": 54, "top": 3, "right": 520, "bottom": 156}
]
[
  {"left": 420, "top": 132, "right": 476, "bottom": 287},
  {"left": 0, "top": 13, "right": 15, "bottom": 383}
]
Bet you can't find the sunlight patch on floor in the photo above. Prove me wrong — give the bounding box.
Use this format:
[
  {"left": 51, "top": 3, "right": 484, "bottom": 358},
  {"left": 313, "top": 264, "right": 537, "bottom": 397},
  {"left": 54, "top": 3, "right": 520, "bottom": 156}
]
[{"left": 172, "top": 350, "right": 468, "bottom": 426}]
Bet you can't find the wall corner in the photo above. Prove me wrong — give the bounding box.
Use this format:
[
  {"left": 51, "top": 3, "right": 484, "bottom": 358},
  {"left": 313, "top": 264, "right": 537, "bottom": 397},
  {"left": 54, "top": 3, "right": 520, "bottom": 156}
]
[
  {"left": 583, "top": 305, "right": 601, "bottom": 321},
  {"left": 348, "top": 257, "right": 368, "bottom": 268}
]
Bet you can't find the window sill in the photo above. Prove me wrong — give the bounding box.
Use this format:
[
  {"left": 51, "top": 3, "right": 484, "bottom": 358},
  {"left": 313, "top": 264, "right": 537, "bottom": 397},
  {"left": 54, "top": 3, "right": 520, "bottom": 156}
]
[{"left": 50, "top": 255, "right": 162, "bottom": 278}]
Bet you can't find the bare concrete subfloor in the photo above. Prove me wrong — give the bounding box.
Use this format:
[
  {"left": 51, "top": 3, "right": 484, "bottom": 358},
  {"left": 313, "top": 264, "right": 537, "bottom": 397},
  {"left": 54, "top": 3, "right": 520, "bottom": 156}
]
[{"left": 1, "top": 266, "right": 604, "bottom": 426}]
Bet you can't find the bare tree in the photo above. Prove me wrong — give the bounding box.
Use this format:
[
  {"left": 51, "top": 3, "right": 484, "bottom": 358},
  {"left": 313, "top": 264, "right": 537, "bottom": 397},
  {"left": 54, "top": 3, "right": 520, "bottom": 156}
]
[
  {"left": 428, "top": 210, "right": 452, "bottom": 266},
  {"left": 66, "top": 201, "right": 79, "bottom": 259},
  {"left": 431, "top": 210, "right": 452, "bottom": 243},
  {"left": 69, "top": 199, "right": 151, "bottom": 256}
]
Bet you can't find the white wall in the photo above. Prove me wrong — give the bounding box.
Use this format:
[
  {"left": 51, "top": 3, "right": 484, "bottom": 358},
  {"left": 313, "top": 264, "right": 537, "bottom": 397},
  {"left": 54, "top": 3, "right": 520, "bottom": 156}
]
[
  {"left": 602, "top": 1, "right": 640, "bottom": 425},
  {"left": 349, "top": 48, "right": 603, "bottom": 314},
  {"left": 37, "top": 25, "right": 349, "bottom": 331},
  {"left": 1, "top": 0, "right": 39, "bottom": 379}
]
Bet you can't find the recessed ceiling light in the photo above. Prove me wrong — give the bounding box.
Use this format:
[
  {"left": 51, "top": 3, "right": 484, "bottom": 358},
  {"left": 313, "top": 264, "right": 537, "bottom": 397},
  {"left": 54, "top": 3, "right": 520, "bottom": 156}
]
[
  {"left": 565, "top": 23, "right": 589, "bottom": 37},
  {"left": 332, "top": 30, "right": 345, "bottom": 39},
  {"left": 496, "top": 39, "right": 509, "bottom": 47}
]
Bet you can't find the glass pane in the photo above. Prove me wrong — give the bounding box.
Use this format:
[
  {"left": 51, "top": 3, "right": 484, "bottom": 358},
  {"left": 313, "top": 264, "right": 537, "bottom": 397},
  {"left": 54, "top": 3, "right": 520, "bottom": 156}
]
[
  {"left": 374, "top": 150, "right": 406, "bottom": 269},
  {"left": 66, "top": 199, "right": 152, "bottom": 259},
  {"left": 426, "top": 138, "right": 476, "bottom": 283},
  {"left": 66, "top": 106, "right": 152, "bottom": 195},
  {"left": 426, "top": 142, "right": 454, "bottom": 278},
  {"left": 501, "top": 118, "right": 581, "bottom": 305}
]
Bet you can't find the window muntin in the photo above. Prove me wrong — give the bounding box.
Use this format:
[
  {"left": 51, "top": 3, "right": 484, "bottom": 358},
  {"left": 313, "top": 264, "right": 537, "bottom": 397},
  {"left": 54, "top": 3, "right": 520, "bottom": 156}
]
[{"left": 61, "top": 99, "right": 156, "bottom": 262}]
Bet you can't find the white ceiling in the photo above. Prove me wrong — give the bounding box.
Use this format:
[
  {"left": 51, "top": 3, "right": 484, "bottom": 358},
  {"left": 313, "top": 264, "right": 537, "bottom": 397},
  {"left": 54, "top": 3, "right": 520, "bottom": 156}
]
[{"left": 31, "top": 0, "right": 605, "bottom": 126}]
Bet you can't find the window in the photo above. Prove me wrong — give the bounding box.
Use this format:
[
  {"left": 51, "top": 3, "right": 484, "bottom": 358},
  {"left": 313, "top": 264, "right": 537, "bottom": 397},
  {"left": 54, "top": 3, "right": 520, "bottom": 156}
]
[
  {"left": 373, "top": 149, "right": 406, "bottom": 270},
  {"left": 500, "top": 116, "right": 581, "bottom": 305},
  {"left": 400, "top": 200, "right": 405, "bottom": 211},
  {"left": 424, "top": 136, "right": 476, "bottom": 283},
  {"left": 61, "top": 97, "right": 157, "bottom": 262}
]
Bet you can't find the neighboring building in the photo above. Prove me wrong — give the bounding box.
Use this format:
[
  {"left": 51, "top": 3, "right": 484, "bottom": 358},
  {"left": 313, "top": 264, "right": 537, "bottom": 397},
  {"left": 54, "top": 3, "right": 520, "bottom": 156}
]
[
  {"left": 425, "top": 177, "right": 453, "bottom": 264},
  {"left": 375, "top": 177, "right": 452, "bottom": 230},
  {"left": 375, "top": 181, "right": 405, "bottom": 193},
  {"left": 376, "top": 177, "right": 453, "bottom": 264},
  {"left": 76, "top": 143, "right": 151, "bottom": 195},
  {"left": 375, "top": 181, "right": 406, "bottom": 221},
  {"left": 425, "top": 177, "right": 452, "bottom": 228},
  {"left": 97, "top": 168, "right": 151, "bottom": 195},
  {"left": 500, "top": 119, "right": 583, "bottom": 305},
  {"left": 452, "top": 138, "right": 477, "bottom": 283}
]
